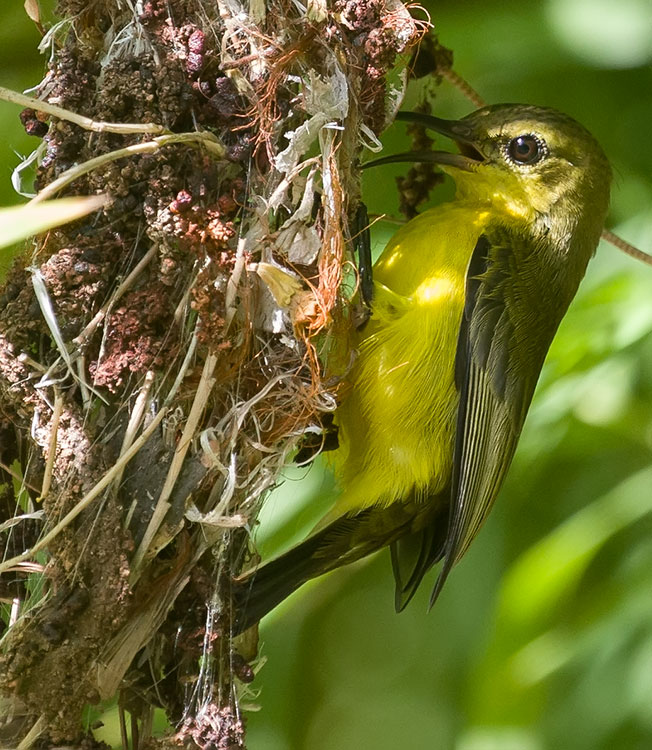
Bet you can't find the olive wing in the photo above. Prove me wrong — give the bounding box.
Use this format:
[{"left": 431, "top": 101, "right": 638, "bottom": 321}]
[{"left": 429, "top": 232, "right": 555, "bottom": 607}]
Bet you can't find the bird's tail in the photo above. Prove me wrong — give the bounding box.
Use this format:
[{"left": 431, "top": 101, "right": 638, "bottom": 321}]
[
  {"left": 231, "top": 505, "right": 417, "bottom": 634},
  {"left": 390, "top": 521, "right": 447, "bottom": 612}
]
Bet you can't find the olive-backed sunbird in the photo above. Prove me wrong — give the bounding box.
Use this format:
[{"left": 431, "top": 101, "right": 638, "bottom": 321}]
[{"left": 234, "top": 103, "right": 612, "bottom": 633}]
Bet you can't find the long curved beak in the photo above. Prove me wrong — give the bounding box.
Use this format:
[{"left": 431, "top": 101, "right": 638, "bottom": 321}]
[
  {"left": 362, "top": 111, "right": 484, "bottom": 172},
  {"left": 394, "top": 111, "right": 474, "bottom": 138}
]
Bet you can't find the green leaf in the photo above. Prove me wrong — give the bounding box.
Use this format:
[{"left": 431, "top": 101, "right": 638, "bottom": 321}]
[{"left": 0, "top": 195, "right": 107, "bottom": 249}]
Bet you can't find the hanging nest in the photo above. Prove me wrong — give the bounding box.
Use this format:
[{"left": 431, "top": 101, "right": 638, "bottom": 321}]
[{"left": 0, "top": 0, "right": 431, "bottom": 747}]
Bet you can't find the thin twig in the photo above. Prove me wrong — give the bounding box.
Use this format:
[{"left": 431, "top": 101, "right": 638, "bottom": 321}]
[
  {"left": 0, "top": 85, "right": 165, "bottom": 135},
  {"left": 131, "top": 712, "right": 139, "bottom": 750},
  {"left": 219, "top": 47, "right": 275, "bottom": 70},
  {"left": 17, "top": 352, "right": 47, "bottom": 373},
  {"left": 30, "top": 132, "right": 226, "bottom": 204},
  {"left": 40, "top": 391, "right": 63, "bottom": 499},
  {"left": 173, "top": 271, "right": 197, "bottom": 327},
  {"left": 0, "top": 461, "right": 40, "bottom": 493},
  {"left": 0, "top": 562, "right": 44, "bottom": 574},
  {"left": 440, "top": 68, "right": 486, "bottom": 108},
  {"left": 0, "top": 406, "right": 169, "bottom": 576},
  {"left": 225, "top": 238, "right": 247, "bottom": 330},
  {"left": 166, "top": 332, "right": 199, "bottom": 404},
  {"left": 601, "top": 228, "right": 652, "bottom": 267},
  {"left": 112, "top": 371, "right": 156, "bottom": 496},
  {"left": 16, "top": 716, "right": 45, "bottom": 750},
  {"left": 119, "top": 706, "right": 129, "bottom": 750},
  {"left": 130, "top": 352, "right": 219, "bottom": 578},
  {"left": 76, "top": 356, "right": 92, "bottom": 410},
  {"left": 73, "top": 244, "right": 159, "bottom": 347}
]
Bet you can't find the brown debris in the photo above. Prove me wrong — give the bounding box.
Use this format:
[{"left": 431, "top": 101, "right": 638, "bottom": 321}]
[
  {"left": 90, "top": 286, "right": 178, "bottom": 389},
  {"left": 0, "top": 0, "right": 429, "bottom": 746},
  {"left": 173, "top": 704, "right": 246, "bottom": 750}
]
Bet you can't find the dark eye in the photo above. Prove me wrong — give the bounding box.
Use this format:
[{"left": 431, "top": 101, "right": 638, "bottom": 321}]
[{"left": 507, "top": 134, "right": 545, "bottom": 165}]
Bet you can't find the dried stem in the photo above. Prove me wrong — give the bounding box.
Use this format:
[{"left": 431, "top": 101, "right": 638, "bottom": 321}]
[
  {"left": 440, "top": 68, "right": 486, "bottom": 108},
  {"left": 0, "top": 406, "right": 169, "bottom": 576},
  {"left": 40, "top": 391, "right": 64, "bottom": 499},
  {"left": 30, "top": 132, "right": 226, "bottom": 204},
  {"left": 73, "top": 244, "right": 159, "bottom": 347},
  {"left": 130, "top": 352, "right": 219, "bottom": 577},
  {"left": 0, "top": 85, "right": 165, "bottom": 135}
]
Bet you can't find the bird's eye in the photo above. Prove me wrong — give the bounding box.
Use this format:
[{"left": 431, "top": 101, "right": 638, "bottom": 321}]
[{"left": 506, "top": 134, "right": 546, "bottom": 165}]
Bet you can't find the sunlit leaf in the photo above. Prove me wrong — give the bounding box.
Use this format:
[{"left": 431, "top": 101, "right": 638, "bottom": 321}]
[{"left": 0, "top": 195, "right": 106, "bottom": 250}]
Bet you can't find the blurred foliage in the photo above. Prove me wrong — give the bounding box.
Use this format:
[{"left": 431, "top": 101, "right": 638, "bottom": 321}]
[
  {"left": 0, "top": 196, "right": 108, "bottom": 249},
  {"left": 1, "top": 1, "right": 652, "bottom": 749},
  {"left": 0, "top": 3, "right": 49, "bottom": 272},
  {"left": 0, "top": 7, "right": 43, "bottom": 205}
]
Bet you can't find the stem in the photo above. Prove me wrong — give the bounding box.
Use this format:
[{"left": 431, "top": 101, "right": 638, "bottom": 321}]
[
  {"left": 0, "top": 85, "right": 165, "bottom": 134},
  {"left": 601, "top": 227, "right": 652, "bottom": 267},
  {"left": 30, "top": 132, "right": 226, "bottom": 204}
]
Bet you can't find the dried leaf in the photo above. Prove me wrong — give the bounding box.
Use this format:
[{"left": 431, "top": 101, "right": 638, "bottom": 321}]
[
  {"left": 275, "top": 68, "right": 349, "bottom": 174},
  {"left": 24, "top": 0, "right": 40, "bottom": 23},
  {"left": 255, "top": 262, "right": 304, "bottom": 307}
]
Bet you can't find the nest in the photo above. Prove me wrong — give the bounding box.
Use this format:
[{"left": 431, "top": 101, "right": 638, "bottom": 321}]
[{"left": 0, "top": 0, "right": 429, "bottom": 746}]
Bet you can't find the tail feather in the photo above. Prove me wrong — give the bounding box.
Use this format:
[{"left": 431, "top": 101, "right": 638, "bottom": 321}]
[
  {"left": 232, "top": 515, "right": 359, "bottom": 633},
  {"left": 390, "top": 522, "right": 446, "bottom": 612},
  {"left": 390, "top": 489, "right": 450, "bottom": 611},
  {"left": 232, "top": 504, "right": 420, "bottom": 634}
]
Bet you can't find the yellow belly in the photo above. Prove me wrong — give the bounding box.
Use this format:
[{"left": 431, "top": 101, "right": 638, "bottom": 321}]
[{"left": 330, "top": 202, "right": 492, "bottom": 516}]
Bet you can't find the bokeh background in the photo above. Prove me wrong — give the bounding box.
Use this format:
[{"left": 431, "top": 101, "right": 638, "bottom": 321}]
[{"left": 2, "top": 1, "right": 652, "bottom": 748}]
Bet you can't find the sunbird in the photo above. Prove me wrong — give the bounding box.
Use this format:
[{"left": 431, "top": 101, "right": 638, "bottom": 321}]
[{"left": 234, "top": 103, "right": 612, "bottom": 633}]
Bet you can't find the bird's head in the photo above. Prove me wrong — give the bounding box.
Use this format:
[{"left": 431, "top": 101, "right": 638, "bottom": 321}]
[{"left": 368, "top": 104, "right": 612, "bottom": 234}]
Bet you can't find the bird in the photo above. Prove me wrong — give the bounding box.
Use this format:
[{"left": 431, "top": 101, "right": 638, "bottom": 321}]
[{"left": 233, "top": 103, "right": 612, "bottom": 634}]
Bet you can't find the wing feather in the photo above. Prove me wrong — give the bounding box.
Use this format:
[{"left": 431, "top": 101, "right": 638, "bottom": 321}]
[{"left": 429, "top": 231, "right": 545, "bottom": 607}]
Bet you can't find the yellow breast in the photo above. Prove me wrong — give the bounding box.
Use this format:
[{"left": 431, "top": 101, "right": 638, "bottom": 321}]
[{"left": 329, "top": 202, "right": 492, "bottom": 516}]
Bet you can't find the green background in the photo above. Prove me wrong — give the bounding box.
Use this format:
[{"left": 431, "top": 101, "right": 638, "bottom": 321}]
[{"left": 2, "top": 1, "right": 652, "bottom": 748}]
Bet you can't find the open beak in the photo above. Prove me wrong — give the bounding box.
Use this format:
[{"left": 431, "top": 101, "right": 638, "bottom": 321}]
[{"left": 362, "top": 111, "right": 485, "bottom": 172}]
